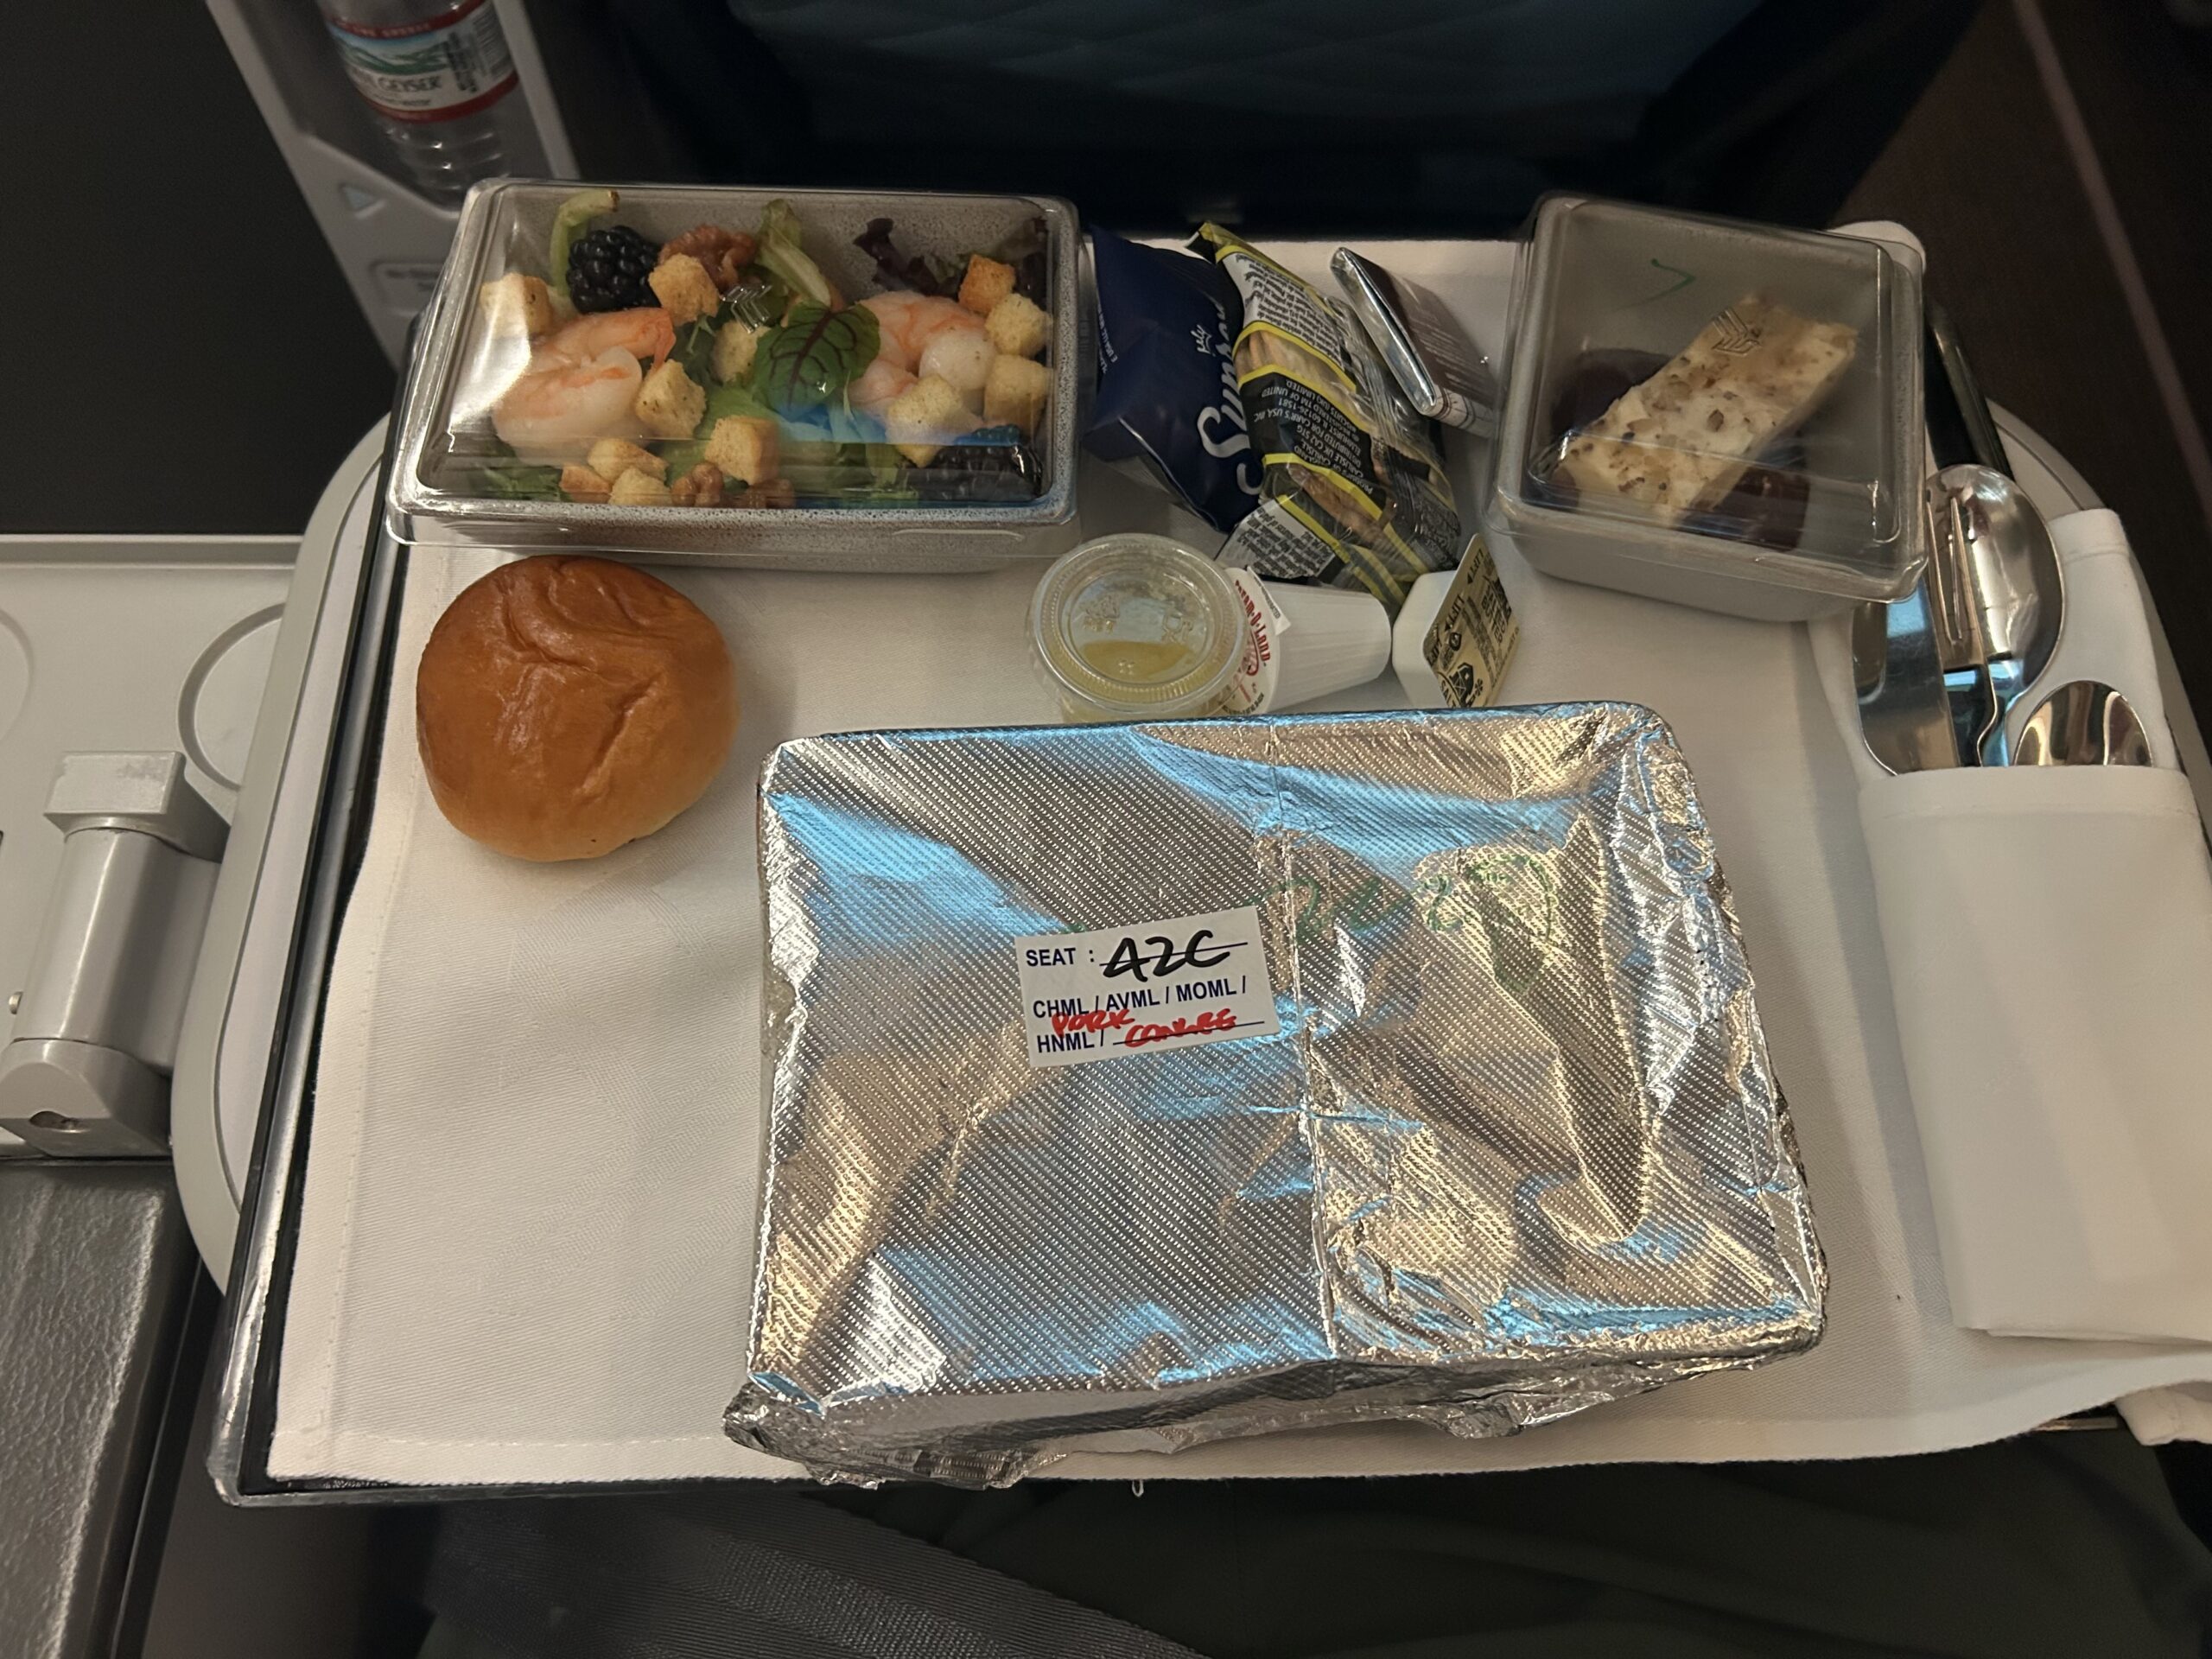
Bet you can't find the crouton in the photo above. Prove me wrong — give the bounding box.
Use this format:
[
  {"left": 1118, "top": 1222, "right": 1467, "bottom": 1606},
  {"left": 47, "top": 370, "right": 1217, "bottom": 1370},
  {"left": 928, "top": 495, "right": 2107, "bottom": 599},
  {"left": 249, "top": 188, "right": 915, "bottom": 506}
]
[
  {"left": 983, "top": 354, "right": 1053, "bottom": 438},
  {"left": 984, "top": 292, "right": 1052, "bottom": 359},
  {"left": 634, "top": 360, "right": 705, "bottom": 440},
  {"left": 586, "top": 438, "right": 667, "bottom": 484},
  {"left": 608, "top": 467, "right": 672, "bottom": 506},
  {"left": 702, "top": 416, "right": 781, "bottom": 486},
  {"left": 710, "top": 318, "right": 767, "bottom": 382},
  {"left": 559, "top": 463, "right": 611, "bottom": 503},
  {"left": 883, "top": 373, "right": 981, "bottom": 467},
  {"left": 479, "top": 272, "right": 557, "bottom": 337},
  {"left": 647, "top": 252, "right": 720, "bottom": 326},
  {"left": 957, "top": 255, "right": 1016, "bottom": 316}
]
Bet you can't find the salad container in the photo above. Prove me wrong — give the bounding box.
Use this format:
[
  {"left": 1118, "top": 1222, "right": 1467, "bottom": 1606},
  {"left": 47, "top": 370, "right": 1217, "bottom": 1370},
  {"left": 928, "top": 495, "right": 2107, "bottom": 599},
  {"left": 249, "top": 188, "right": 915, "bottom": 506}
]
[
  {"left": 386, "top": 181, "right": 1081, "bottom": 570},
  {"left": 1484, "top": 196, "right": 1925, "bottom": 620}
]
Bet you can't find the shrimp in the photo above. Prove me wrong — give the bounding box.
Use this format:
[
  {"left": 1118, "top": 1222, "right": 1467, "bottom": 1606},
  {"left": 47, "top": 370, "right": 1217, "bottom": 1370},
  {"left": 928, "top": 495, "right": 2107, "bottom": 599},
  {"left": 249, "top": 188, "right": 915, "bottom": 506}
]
[
  {"left": 849, "top": 356, "right": 917, "bottom": 419},
  {"left": 851, "top": 293, "right": 985, "bottom": 426},
  {"left": 860, "top": 292, "right": 984, "bottom": 373},
  {"left": 918, "top": 329, "right": 994, "bottom": 410},
  {"left": 533, "top": 307, "right": 675, "bottom": 371},
  {"left": 493, "top": 347, "right": 645, "bottom": 462},
  {"left": 488, "top": 307, "right": 674, "bottom": 463}
]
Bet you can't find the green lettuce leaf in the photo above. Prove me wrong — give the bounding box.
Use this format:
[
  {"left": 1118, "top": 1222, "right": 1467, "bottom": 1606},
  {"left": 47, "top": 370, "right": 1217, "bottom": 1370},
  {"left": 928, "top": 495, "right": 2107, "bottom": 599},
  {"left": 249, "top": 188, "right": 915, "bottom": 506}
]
[
  {"left": 702, "top": 378, "right": 774, "bottom": 426},
  {"left": 478, "top": 459, "right": 563, "bottom": 499},
  {"left": 754, "top": 302, "right": 880, "bottom": 413},
  {"left": 670, "top": 314, "right": 721, "bottom": 385},
  {"left": 779, "top": 440, "right": 918, "bottom": 505},
  {"left": 656, "top": 379, "right": 778, "bottom": 475},
  {"left": 754, "top": 199, "right": 837, "bottom": 310}
]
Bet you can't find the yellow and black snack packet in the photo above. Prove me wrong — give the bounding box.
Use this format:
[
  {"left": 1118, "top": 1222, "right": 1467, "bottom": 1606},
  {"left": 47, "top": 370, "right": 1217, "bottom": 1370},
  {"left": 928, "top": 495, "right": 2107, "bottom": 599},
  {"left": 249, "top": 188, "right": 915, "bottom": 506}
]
[{"left": 1194, "top": 225, "right": 1459, "bottom": 615}]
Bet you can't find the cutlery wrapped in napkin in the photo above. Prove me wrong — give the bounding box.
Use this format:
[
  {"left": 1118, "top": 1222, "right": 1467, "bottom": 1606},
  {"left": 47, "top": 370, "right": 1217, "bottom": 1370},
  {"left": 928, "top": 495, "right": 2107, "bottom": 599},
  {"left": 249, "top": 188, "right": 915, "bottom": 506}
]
[
  {"left": 1816, "top": 508, "right": 2212, "bottom": 1344},
  {"left": 728, "top": 707, "right": 1825, "bottom": 1485}
]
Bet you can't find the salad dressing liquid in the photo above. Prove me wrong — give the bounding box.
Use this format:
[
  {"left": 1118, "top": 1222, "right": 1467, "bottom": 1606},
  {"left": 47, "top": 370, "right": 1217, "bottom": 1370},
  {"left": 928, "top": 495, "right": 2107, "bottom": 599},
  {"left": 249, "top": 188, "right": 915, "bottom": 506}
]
[{"left": 1077, "top": 638, "right": 1200, "bottom": 683}]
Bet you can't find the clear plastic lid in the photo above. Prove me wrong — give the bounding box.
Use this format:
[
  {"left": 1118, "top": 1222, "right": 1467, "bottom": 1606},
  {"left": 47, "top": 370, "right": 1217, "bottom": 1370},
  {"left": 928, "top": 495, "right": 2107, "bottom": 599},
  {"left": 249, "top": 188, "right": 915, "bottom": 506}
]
[
  {"left": 1488, "top": 196, "right": 1925, "bottom": 602},
  {"left": 388, "top": 181, "right": 1077, "bottom": 552},
  {"left": 1030, "top": 536, "right": 1243, "bottom": 721}
]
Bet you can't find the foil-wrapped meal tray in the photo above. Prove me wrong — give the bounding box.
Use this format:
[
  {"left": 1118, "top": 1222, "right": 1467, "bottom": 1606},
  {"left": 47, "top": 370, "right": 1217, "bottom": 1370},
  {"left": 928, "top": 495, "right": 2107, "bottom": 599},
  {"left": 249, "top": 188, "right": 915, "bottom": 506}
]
[{"left": 728, "top": 706, "right": 1823, "bottom": 1485}]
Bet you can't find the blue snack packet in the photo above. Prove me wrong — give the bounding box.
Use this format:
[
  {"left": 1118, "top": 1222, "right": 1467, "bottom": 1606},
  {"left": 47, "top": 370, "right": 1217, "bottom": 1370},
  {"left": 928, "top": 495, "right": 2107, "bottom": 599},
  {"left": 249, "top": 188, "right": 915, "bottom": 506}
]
[{"left": 1085, "top": 228, "right": 1262, "bottom": 532}]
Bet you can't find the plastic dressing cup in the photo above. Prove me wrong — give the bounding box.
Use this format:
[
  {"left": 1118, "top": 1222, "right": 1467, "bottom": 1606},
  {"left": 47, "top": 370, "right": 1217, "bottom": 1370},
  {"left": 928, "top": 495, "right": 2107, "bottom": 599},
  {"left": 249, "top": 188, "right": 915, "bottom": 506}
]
[{"left": 1030, "top": 535, "right": 1243, "bottom": 721}]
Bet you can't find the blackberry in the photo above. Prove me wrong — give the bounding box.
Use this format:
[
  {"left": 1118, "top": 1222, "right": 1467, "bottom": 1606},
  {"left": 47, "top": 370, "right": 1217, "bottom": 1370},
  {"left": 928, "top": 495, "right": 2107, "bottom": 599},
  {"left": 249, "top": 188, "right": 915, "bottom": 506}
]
[
  {"left": 912, "top": 425, "right": 1042, "bottom": 503},
  {"left": 567, "top": 226, "right": 657, "bottom": 313}
]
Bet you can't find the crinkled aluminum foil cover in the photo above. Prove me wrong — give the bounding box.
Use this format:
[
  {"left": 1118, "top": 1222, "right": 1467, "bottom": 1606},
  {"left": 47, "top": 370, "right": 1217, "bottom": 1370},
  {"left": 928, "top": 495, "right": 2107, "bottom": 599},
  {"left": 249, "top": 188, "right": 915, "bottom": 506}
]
[{"left": 728, "top": 706, "right": 1823, "bottom": 1485}]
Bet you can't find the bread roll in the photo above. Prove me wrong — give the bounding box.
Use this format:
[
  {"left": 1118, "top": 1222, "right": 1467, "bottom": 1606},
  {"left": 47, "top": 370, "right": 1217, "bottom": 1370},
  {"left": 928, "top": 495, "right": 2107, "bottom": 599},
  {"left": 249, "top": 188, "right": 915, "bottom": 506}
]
[{"left": 416, "top": 556, "right": 738, "bottom": 861}]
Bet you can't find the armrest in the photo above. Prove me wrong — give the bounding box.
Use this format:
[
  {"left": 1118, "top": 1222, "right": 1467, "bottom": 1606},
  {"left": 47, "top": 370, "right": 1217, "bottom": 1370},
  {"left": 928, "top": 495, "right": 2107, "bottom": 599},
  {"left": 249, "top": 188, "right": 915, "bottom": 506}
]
[{"left": 0, "top": 1161, "right": 197, "bottom": 1659}]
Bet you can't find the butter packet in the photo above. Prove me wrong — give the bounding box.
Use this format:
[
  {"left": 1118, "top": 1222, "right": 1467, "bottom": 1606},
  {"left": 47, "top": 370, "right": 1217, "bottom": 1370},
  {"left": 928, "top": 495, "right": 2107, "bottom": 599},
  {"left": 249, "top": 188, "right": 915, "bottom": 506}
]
[{"left": 1425, "top": 537, "right": 1520, "bottom": 707}]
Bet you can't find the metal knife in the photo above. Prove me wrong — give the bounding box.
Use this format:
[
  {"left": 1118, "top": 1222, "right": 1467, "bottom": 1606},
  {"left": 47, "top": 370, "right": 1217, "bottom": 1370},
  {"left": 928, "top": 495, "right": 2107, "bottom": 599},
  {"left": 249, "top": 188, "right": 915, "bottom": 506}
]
[{"left": 1852, "top": 306, "right": 2012, "bottom": 772}]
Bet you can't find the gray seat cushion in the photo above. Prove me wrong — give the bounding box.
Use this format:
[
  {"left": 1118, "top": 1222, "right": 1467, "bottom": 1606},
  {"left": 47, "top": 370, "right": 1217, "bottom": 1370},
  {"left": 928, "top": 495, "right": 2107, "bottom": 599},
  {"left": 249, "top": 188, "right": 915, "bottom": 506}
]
[{"left": 728, "top": 0, "right": 1760, "bottom": 151}]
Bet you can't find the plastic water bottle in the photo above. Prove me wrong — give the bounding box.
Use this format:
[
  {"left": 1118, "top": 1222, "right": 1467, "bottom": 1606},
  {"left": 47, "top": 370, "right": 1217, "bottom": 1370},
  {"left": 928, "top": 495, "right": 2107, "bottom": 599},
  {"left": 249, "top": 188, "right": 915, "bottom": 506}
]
[{"left": 318, "top": 0, "right": 536, "bottom": 205}]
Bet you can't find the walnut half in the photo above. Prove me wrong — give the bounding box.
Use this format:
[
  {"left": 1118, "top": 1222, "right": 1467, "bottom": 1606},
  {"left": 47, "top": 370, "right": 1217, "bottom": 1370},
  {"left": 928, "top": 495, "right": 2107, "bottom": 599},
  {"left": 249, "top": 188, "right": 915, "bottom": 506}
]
[
  {"left": 736, "top": 478, "right": 798, "bottom": 510},
  {"left": 660, "top": 226, "right": 757, "bottom": 291},
  {"left": 670, "top": 462, "right": 725, "bottom": 507}
]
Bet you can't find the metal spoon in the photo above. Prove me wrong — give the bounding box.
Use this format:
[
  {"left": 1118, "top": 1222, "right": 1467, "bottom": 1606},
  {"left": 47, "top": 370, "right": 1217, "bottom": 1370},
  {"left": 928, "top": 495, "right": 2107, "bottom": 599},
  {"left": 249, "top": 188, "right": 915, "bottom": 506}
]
[
  {"left": 1853, "top": 310, "right": 2063, "bottom": 772},
  {"left": 2014, "top": 679, "right": 2152, "bottom": 766},
  {"left": 1924, "top": 463, "right": 2064, "bottom": 764}
]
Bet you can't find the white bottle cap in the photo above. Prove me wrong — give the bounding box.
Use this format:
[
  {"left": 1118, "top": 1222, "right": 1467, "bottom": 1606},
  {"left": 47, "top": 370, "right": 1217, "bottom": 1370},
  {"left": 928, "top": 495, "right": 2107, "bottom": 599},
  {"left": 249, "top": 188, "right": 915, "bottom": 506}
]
[{"left": 1390, "top": 570, "right": 1457, "bottom": 708}]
